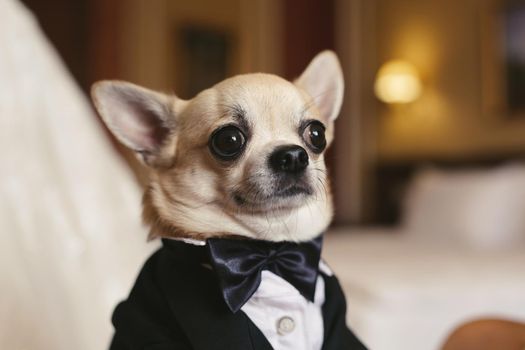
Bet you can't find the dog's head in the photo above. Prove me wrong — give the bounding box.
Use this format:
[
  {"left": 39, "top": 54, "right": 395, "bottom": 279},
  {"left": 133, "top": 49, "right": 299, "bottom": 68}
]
[{"left": 91, "top": 51, "right": 343, "bottom": 242}]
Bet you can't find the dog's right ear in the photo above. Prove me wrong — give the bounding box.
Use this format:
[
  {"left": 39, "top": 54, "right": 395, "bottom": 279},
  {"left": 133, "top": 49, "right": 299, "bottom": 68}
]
[{"left": 91, "top": 81, "right": 184, "bottom": 168}]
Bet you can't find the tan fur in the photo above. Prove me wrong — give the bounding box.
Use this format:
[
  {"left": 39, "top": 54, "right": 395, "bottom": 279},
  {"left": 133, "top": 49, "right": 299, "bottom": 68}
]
[{"left": 92, "top": 51, "right": 344, "bottom": 242}]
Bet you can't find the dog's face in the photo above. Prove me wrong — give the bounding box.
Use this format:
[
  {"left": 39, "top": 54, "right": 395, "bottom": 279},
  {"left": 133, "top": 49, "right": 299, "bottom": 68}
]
[{"left": 92, "top": 51, "right": 344, "bottom": 242}]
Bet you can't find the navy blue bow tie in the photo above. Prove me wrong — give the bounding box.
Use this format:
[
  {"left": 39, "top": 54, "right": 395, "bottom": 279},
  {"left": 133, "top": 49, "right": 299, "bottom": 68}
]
[{"left": 163, "top": 235, "right": 323, "bottom": 313}]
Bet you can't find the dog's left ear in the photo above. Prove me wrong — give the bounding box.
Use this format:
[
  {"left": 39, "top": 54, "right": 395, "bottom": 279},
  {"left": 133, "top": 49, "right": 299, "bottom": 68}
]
[{"left": 295, "top": 50, "right": 344, "bottom": 122}]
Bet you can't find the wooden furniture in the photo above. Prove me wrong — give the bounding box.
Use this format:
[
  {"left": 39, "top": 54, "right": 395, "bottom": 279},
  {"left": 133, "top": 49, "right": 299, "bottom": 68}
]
[{"left": 442, "top": 319, "right": 525, "bottom": 350}]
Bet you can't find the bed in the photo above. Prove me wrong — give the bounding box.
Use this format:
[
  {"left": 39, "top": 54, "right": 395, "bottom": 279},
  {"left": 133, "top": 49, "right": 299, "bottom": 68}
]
[{"left": 323, "top": 163, "right": 525, "bottom": 350}]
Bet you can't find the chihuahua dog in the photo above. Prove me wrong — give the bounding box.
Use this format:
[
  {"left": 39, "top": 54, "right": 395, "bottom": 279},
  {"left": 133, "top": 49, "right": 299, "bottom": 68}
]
[{"left": 92, "top": 51, "right": 366, "bottom": 350}]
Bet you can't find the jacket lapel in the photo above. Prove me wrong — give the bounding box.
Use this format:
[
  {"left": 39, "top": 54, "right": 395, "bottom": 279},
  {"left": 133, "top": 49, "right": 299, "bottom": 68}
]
[
  {"left": 321, "top": 273, "right": 367, "bottom": 350},
  {"left": 160, "top": 252, "right": 273, "bottom": 350}
]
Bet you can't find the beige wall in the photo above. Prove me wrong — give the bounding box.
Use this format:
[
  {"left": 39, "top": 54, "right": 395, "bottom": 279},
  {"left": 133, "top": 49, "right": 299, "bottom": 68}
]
[
  {"left": 376, "top": 0, "right": 525, "bottom": 161},
  {"left": 117, "top": 0, "right": 283, "bottom": 92}
]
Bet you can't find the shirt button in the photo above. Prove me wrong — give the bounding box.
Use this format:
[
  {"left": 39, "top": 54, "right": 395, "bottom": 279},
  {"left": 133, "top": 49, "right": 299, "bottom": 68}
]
[{"left": 277, "top": 316, "right": 295, "bottom": 335}]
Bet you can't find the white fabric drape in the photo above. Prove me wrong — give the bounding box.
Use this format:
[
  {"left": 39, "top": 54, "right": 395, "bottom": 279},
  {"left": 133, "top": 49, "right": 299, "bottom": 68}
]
[{"left": 0, "top": 1, "right": 156, "bottom": 349}]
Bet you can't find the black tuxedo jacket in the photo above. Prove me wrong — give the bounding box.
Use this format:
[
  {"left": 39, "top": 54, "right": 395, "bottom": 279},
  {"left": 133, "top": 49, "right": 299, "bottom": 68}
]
[{"left": 110, "top": 241, "right": 367, "bottom": 350}]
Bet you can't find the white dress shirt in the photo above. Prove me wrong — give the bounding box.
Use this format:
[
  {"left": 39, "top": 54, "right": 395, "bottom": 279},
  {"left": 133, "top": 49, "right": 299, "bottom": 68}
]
[{"left": 242, "top": 270, "right": 326, "bottom": 350}]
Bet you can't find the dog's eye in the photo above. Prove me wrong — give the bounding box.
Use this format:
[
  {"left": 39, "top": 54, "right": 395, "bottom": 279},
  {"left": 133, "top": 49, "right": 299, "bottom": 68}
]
[
  {"left": 209, "top": 125, "right": 246, "bottom": 160},
  {"left": 303, "top": 121, "right": 326, "bottom": 153}
]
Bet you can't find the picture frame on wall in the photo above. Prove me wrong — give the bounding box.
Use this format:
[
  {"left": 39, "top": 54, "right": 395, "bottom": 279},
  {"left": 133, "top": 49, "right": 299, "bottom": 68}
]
[
  {"left": 177, "top": 26, "right": 233, "bottom": 98},
  {"left": 482, "top": 0, "right": 525, "bottom": 120}
]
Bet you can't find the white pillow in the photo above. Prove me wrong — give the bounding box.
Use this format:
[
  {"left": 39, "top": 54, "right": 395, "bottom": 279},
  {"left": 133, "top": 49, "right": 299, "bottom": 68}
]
[{"left": 402, "top": 163, "right": 525, "bottom": 250}]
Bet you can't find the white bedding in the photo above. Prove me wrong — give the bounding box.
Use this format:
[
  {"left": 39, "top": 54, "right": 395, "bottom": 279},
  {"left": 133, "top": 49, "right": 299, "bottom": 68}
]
[
  {"left": 0, "top": 1, "right": 155, "bottom": 349},
  {"left": 323, "top": 227, "right": 525, "bottom": 350}
]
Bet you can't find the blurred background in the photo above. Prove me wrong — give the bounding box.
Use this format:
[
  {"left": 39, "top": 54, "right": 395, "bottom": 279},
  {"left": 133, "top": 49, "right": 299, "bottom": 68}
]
[
  {"left": 2, "top": 0, "right": 525, "bottom": 349},
  {"left": 20, "top": 0, "right": 525, "bottom": 225}
]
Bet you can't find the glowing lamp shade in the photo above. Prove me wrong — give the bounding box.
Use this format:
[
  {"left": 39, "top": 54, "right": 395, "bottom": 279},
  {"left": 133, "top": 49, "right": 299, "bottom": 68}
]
[{"left": 374, "top": 60, "right": 422, "bottom": 104}]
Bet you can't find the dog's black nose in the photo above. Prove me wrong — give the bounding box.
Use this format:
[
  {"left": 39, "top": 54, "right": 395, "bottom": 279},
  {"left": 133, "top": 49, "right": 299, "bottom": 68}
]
[{"left": 269, "top": 145, "right": 309, "bottom": 174}]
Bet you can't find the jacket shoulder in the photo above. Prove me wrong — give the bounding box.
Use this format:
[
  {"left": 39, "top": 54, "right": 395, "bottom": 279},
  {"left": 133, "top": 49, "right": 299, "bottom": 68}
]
[{"left": 110, "top": 248, "right": 192, "bottom": 349}]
